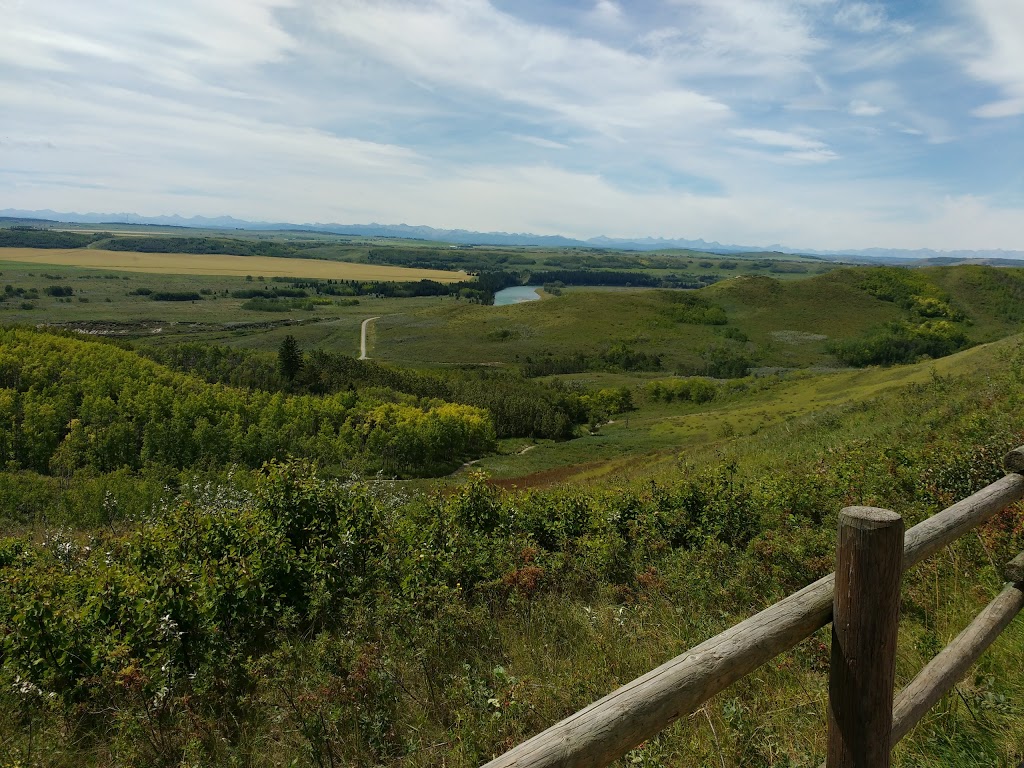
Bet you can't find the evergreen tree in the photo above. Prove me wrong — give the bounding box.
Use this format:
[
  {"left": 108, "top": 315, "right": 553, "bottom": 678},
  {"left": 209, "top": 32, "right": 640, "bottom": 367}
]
[{"left": 277, "top": 334, "right": 303, "bottom": 380}]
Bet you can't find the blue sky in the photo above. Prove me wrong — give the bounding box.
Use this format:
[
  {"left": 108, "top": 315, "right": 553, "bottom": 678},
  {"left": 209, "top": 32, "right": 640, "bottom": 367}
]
[{"left": 1, "top": 0, "right": 1022, "bottom": 249}]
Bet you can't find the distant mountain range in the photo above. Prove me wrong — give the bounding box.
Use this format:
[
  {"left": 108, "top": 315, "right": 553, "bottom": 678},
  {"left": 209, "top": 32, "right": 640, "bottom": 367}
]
[{"left": 2, "top": 208, "right": 1023, "bottom": 264}]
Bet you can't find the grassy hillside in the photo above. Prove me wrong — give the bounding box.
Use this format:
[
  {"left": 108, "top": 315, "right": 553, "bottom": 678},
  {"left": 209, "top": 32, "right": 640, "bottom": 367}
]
[
  {"left": 1, "top": 336, "right": 1023, "bottom": 766},
  {"left": 463, "top": 338, "right": 1010, "bottom": 486},
  {"left": 3, "top": 253, "right": 1024, "bottom": 766},
  {"left": 372, "top": 265, "right": 1024, "bottom": 373}
]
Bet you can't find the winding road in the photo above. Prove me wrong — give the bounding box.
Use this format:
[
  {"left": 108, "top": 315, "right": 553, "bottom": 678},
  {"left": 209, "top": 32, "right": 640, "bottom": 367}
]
[{"left": 359, "top": 316, "right": 381, "bottom": 360}]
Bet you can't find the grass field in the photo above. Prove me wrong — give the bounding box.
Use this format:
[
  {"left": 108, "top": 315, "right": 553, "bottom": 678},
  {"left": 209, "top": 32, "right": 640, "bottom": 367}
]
[
  {"left": 0, "top": 247, "right": 468, "bottom": 281},
  {"left": 0, "top": 260, "right": 454, "bottom": 358},
  {"left": 370, "top": 278, "right": 889, "bottom": 370},
  {"left": 457, "top": 336, "right": 1017, "bottom": 487}
]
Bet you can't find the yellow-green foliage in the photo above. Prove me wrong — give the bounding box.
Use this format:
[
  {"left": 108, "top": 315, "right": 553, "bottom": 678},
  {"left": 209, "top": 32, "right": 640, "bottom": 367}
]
[
  {"left": 646, "top": 377, "right": 720, "bottom": 403},
  {"left": 0, "top": 328, "right": 495, "bottom": 476}
]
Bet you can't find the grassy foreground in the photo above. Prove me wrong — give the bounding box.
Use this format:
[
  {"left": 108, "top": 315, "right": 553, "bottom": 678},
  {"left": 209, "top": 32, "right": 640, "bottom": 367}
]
[{"left": 2, "top": 336, "right": 1023, "bottom": 766}]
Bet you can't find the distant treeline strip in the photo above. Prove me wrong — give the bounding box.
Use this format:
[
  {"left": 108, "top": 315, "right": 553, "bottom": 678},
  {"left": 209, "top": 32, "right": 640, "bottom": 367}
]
[
  {"left": 526, "top": 270, "right": 721, "bottom": 289},
  {"left": 256, "top": 272, "right": 519, "bottom": 304},
  {"left": 0, "top": 228, "right": 105, "bottom": 249},
  {"left": 366, "top": 247, "right": 538, "bottom": 273},
  {"left": 100, "top": 236, "right": 316, "bottom": 258}
]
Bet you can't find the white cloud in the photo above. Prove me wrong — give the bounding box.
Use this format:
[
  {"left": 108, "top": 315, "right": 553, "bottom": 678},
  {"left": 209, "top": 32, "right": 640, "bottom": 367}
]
[
  {"left": 0, "top": 0, "right": 1021, "bottom": 250},
  {"left": 0, "top": 0, "right": 298, "bottom": 83},
  {"left": 651, "top": 0, "right": 825, "bottom": 77},
  {"left": 316, "top": 0, "right": 728, "bottom": 139},
  {"left": 731, "top": 128, "right": 824, "bottom": 150},
  {"left": 730, "top": 127, "right": 839, "bottom": 162},
  {"left": 848, "top": 99, "right": 883, "bottom": 116},
  {"left": 964, "top": 0, "right": 1024, "bottom": 117},
  {"left": 0, "top": 79, "right": 425, "bottom": 201},
  {"left": 973, "top": 97, "right": 1024, "bottom": 119},
  {"left": 834, "top": 3, "right": 912, "bottom": 35},
  {"left": 510, "top": 134, "right": 570, "bottom": 150},
  {"left": 586, "top": 0, "right": 623, "bottom": 27}
]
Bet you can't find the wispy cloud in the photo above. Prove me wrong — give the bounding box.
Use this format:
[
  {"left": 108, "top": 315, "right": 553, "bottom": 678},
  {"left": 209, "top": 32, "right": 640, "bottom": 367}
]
[
  {"left": 731, "top": 128, "right": 839, "bottom": 162},
  {"left": 963, "top": 0, "right": 1024, "bottom": 117},
  {"left": 509, "top": 134, "right": 571, "bottom": 150},
  {"left": 848, "top": 99, "right": 883, "bottom": 116},
  {"left": 834, "top": 2, "right": 912, "bottom": 35},
  {"left": 316, "top": 0, "right": 728, "bottom": 139},
  {"left": 0, "top": 0, "right": 1021, "bottom": 249},
  {"left": 0, "top": 0, "right": 298, "bottom": 81},
  {"left": 586, "top": 0, "right": 624, "bottom": 28},
  {"left": 650, "top": 0, "right": 825, "bottom": 77}
]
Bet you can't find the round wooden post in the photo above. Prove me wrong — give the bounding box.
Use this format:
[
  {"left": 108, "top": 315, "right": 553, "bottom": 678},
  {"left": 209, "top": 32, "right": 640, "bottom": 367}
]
[{"left": 827, "top": 506, "right": 904, "bottom": 768}]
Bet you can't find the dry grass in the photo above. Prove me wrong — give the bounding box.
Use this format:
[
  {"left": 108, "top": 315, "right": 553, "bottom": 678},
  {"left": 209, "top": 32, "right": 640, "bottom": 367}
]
[{"left": 0, "top": 248, "right": 469, "bottom": 282}]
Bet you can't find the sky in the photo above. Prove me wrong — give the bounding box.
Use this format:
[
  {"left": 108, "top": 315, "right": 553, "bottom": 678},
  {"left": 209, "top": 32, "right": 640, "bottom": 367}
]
[{"left": 1, "top": 0, "right": 1022, "bottom": 250}]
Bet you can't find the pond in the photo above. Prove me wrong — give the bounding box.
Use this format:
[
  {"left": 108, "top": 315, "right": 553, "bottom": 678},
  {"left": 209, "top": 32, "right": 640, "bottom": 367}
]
[{"left": 493, "top": 285, "right": 541, "bottom": 306}]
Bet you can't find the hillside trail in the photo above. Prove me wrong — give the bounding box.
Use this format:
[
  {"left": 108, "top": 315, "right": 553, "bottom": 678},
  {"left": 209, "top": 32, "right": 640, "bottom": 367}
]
[{"left": 359, "top": 316, "right": 381, "bottom": 360}]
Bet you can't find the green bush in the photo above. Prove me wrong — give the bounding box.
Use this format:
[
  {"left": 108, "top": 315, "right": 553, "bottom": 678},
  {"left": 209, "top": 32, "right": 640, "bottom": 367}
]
[
  {"left": 661, "top": 291, "right": 728, "bottom": 325},
  {"left": 830, "top": 320, "right": 969, "bottom": 366},
  {"left": 151, "top": 291, "right": 201, "bottom": 302}
]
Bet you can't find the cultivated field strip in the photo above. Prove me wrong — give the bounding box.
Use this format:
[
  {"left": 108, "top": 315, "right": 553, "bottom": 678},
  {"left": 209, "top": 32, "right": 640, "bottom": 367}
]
[{"left": 0, "top": 247, "right": 469, "bottom": 282}]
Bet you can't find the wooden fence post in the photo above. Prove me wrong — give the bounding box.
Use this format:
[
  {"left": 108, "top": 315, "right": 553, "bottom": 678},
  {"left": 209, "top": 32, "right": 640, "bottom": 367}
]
[{"left": 827, "top": 506, "right": 904, "bottom": 768}]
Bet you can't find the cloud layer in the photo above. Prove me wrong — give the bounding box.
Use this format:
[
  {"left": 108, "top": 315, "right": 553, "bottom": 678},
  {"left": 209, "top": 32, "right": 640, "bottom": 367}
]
[{"left": 1, "top": 0, "right": 1021, "bottom": 249}]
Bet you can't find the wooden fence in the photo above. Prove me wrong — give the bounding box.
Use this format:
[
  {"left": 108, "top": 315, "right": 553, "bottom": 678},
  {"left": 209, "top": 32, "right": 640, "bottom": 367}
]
[{"left": 482, "top": 446, "right": 1024, "bottom": 768}]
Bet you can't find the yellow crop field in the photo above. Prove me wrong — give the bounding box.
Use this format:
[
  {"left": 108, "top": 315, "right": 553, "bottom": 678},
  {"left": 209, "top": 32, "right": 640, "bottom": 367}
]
[{"left": 0, "top": 248, "right": 469, "bottom": 282}]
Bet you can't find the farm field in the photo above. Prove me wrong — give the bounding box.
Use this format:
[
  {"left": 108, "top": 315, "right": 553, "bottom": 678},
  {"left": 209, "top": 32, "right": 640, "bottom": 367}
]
[
  {"left": 0, "top": 260, "right": 396, "bottom": 347},
  {"left": 0, "top": 247, "right": 469, "bottom": 281}
]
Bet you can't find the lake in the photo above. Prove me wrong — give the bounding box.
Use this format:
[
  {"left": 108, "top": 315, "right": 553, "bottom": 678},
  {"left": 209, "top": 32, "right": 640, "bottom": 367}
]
[{"left": 493, "top": 285, "right": 541, "bottom": 306}]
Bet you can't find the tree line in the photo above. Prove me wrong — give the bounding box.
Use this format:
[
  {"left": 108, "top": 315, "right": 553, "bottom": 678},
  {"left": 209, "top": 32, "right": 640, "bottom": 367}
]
[{"left": 526, "top": 269, "right": 721, "bottom": 289}]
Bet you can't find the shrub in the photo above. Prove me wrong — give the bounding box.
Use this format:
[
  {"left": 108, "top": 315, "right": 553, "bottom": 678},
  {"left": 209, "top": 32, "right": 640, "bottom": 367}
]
[
  {"left": 151, "top": 292, "right": 202, "bottom": 302},
  {"left": 830, "top": 321, "right": 969, "bottom": 366}
]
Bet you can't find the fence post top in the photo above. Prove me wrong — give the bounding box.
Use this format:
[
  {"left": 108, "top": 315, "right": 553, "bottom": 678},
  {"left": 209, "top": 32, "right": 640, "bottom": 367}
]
[
  {"left": 1005, "top": 446, "right": 1024, "bottom": 474},
  {"left": 840, "top": 506, "right": 902, "bottom": 529}
]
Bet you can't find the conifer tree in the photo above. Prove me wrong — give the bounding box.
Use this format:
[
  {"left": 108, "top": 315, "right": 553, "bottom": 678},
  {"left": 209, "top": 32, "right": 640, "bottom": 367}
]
[{"left": 277, "top": 334, "right": 303, "bottom": 380}]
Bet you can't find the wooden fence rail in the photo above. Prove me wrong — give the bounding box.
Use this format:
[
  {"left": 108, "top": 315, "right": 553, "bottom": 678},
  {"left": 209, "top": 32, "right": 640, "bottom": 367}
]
[{"left": 482, "top": 446, "right": 1024, "bottom": 768}]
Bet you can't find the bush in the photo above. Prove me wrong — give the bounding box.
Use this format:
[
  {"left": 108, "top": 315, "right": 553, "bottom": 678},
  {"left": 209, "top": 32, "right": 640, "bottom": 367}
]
[
  {"left": 661, "top": 291, "right": 728, "bottom": 325},
  {"left": 830, "top": 321, "right": 969, "bottom": 366},
  {"left": 647, "top": 377, "right": 719, "bottom": 404},
  {"left": 697, "top": 343, "right": 752, "bottom": 378},
  {"left": 241, "top": 297, "right": 314, "bottom": 312},
  {"left": 151, "top": 292, "right": 202, "bottom": 302}
]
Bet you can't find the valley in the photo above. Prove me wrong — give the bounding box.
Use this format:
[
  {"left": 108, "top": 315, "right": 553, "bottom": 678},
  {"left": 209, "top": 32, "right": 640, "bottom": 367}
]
[{"left": 1, "top": 224, "right": 1023, "bottom": 767}]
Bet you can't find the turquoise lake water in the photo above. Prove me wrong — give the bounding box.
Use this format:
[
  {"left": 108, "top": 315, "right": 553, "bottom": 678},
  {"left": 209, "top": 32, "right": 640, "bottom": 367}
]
[{"left": 493, "top": 286, "right": 541, "bottom": 306}]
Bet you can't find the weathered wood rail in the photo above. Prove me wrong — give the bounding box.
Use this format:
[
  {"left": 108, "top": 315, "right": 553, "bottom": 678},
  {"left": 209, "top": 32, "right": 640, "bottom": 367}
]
[{"left": 483, "top": 446, "right": 1024, "bottom": 768}]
